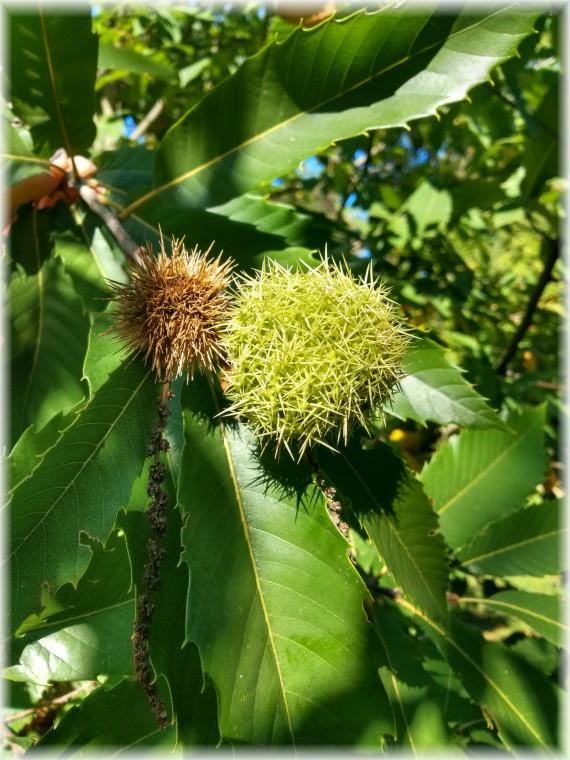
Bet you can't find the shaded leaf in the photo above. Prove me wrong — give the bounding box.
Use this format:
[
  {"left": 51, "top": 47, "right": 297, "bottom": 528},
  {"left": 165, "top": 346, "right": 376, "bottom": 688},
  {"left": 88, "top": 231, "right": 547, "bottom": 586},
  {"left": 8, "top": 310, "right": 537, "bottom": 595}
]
[
  {"left": 457, "top": 500, "right": 562, "bottom": 577},
  {"left": 9, "top": 203, "right": 53, "bottom": 275},
  {"left": 178, "top": 375, "right": 393, "bottom": 745},
  {"left": 95, "top": 150, "right": 327, "bottom": 268},
  {"left": 96, "top": 145, "right": 155, "bottom": 192},
  {"left": 419, "top": 405, "right": 547, "bottom": 549},
  {"left": 3, "top": 530, "right": 134, "bottom": 685},
  {"left": 371, "top": 605, "right": 477, "bottom": 749},
  {"left": 32, "top": 679, "right": 179, "bottom": 753},
  {"left": 401, "top": 600, "right": 559, "bottom": 750},
  {"left": 54, "top": 227, "right": 126, "bottom": 313},
  {"left": 8, "top": 9, "right": 98, "bottom": 154},
  {"left": 318, "top": 437, "right": 449, "bottom": 624},
  {"left": 480, "top": 591, "right": 565, "bottom": 649},
  {"left": 98, "top": 42, "right": 176, "bottom": 82},
  {"left": 402, "top": 180, "right": 452, "bottom": 237},
  {"left": 509, "top": 637, "right": 559, "bottom": 677},
  {"left": 8, "top": 410, "right": 78, "bottom": 494},
  {"left": 140, "top": 8, "right": 538, "bottom": 211},
  {"left": 120, "top": 187, "right": 314, "bottom": 270},
  {"left": 6, "top": 359, "right": 155, "bottom": 633},
  {"left": 520, "top": 70, "right": 559, "bottom": 200},
  {"left": 387, "top": 336, "right": 505, "bottom": 430},
  {"left": 10, "top": 257, "right": 90, "bottom": 446}
]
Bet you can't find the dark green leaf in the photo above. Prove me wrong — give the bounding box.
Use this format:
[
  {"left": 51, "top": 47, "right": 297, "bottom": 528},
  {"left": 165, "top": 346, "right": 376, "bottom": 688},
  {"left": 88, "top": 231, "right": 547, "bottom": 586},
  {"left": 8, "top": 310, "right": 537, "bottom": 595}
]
[
  {"left": 405, "top": 602, "right": 559, "bottom": 749},
  {"left": 9, "top": 10, "right": 98, "bottom": 154},
  {"left": 96, "top": 146, "right": 155, "bottom": 192},
  {"left": 388, "top": 336, "right": 505, "bottom": 430},
  {"left": 371, "top": 605, "right": 481, "bottom": 748},
  {"left": 33, "top": 679, "right": 178, "bottom": 753},
  {"left": 318, "top": 438, "right": 449, "bottom": 624},
  {"left": 141, "top": 8, "right": 537, "bottom": 210},
  {"left": 178, "top": 375, "right": 393, "bottom": 745},
  {"left": 7, "top": 359, "right": 155, "bottom": 633},
  {"left": 211, "top": 194, "right": 337, "bottom": 252},
  {"left": 10, "top": 257, "right": 90, "bottom": 446},
  {"left": 457, "top": 500, "right": 562, "bottom": 577},
  {"left": 419, "top": 405, "right": 547, "bottom": 549},
  {"left": 54, "top": 228, "right": 126, "bottom": 314},
  {"left": 120, "top": 188, "right": 313, "bottom": 270}
]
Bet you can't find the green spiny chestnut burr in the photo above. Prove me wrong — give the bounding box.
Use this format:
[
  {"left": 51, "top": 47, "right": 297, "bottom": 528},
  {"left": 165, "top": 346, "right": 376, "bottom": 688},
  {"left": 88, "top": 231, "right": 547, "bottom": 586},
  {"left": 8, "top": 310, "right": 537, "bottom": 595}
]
[{"left": 222, "top": 257, "right": 411, "bottom": 459}]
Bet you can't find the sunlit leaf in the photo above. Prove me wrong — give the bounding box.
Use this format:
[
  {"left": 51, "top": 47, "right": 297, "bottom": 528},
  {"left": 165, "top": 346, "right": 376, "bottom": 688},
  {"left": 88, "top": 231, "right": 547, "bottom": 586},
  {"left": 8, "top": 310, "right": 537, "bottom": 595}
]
[
  {"left": 419, "top": 405, "right": 547, "bottom": 548},
  {"left": 8, "top": 411, "right": 77, "bottom": 494},
  {"left": 3, "top": 121, "right": 48, "bottom": 184},
  {"left": 401, "top": 180, "right": 452, "bottom": 237},
  {"left": 3, "top": 531, "right": 134, "bottom": 685},
  {"left": 457, "top": 500, "right": 562, "bottom": 577},
  {"left": 478, "top": 591, "right": 565, "bottom": 648},
  {"left": 137, "top": 8, "right": 538, "bottom": 211},
  {"left": 98, "top": 42, "right": 176, "bottom": 82},
  {"left": 387, "top": 336, "right": 505, "bottom": 430}
]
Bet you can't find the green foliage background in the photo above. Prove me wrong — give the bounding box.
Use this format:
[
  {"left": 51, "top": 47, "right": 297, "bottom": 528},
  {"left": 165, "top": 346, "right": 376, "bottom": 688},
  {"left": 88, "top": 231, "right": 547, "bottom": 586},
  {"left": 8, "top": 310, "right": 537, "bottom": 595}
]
[{"left": 3, "top": 1, "right": 563, "bottom": 754}]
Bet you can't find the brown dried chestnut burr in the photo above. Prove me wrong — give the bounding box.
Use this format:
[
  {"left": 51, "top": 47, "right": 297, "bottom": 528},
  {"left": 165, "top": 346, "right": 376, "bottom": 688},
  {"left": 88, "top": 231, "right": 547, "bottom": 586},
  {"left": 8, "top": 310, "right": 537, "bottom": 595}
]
[{"left": 108, "top": 234, "right": 234, "bottom": 382}]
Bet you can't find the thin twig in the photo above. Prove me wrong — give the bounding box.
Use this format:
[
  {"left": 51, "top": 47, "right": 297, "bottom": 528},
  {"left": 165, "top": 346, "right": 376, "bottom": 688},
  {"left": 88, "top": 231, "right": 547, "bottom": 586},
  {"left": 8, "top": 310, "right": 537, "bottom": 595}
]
[
  {"left": 495, "top": 236, "right": 559, "bottom": 375},
  {"left": 337, "top": 131, "right": 376, "bottom": 221},
  {"left": 4, "top": 683, "right": 97, "bottom": 724},
  {"left": 484, "top": 81, "right": 558, "bottom": 140},
  {"left": 78, "top": 184, "right": 144, "bottom": 265},
  {"left": 131, "top": 99, "right": 165, "bottom": 142}
]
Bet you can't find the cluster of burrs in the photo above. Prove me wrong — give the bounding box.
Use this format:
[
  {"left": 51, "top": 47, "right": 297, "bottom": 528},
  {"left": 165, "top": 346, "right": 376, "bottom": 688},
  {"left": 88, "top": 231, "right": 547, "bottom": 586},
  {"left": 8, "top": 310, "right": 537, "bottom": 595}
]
[{"left": 110, "top": 239, "right": 411, "bottom": 728}]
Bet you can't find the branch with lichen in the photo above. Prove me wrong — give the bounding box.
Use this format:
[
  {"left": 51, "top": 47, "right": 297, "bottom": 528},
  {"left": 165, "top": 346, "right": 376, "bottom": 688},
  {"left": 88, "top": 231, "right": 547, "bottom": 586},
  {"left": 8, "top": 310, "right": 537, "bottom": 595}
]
[
  {"left": 132, "top": 377, "right": 172, "bottom": 729},
  {"left": 108, "top": 235, "right": 234, "bottom": 727}
]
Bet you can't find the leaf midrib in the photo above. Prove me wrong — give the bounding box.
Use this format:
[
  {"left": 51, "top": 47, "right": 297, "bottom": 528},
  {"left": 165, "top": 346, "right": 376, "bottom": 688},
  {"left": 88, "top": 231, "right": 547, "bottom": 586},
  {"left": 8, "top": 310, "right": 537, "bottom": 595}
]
[
  {"left": 462, "top": 595, "right": 564, "bottom": 632},
  {"left": 39, "top": 9, "right": 73, "bottom": 158},
  {"left": 209, "top": 377, "right": 294, "bottom": 743},
  {"left": 458, "top": 527, "right": 563, "bottom": 567}
]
